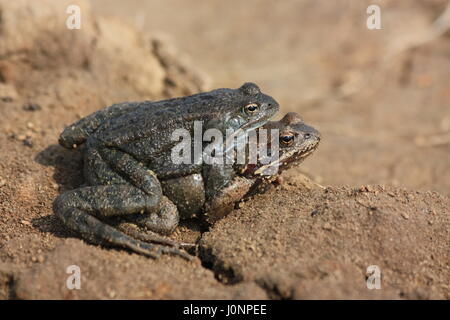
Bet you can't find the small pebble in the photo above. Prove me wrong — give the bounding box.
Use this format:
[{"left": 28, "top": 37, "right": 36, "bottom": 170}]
[
  {"left": 1, "top": 97, "right": 13, "bottom": 103},
  {"left": 23, "top": 103, "right": 42, "bottom": 111},
  {"left": 21, "top": 220, "right": 31, "bottom": 226},
  {"left": 323, "top": 222, "right": 332, "bottom": 230},
  {"left": 23, "top": 138, "right": 33, "bottom": 147}
]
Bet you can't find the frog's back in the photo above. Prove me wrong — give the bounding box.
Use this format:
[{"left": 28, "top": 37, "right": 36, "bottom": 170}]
[{"left": 59, "top": 88, "right": 235, "bottom": 149}]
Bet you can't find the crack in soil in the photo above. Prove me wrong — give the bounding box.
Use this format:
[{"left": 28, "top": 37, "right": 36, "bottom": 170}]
[
  {"left": 0, "top": 270, "right": 17, "bottom": 300},
  {"left": 194, "top": 235, "right": 286, "bottom": 299},
  {"left": 196, "top": 245, "right": 243, "bottom": 285}
]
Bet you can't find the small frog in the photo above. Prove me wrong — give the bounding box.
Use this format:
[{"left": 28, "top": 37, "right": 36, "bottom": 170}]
[
  {"left": 163, "top": 112, "right": 321, "bottom": 225},
  {"left": 54, "top": 83, "right": 279, "bottom": 259}
]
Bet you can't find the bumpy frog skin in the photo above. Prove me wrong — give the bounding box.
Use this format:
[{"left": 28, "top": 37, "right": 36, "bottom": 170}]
[{"left": 54, "top": 83, "right": 279, "bottom": 259}]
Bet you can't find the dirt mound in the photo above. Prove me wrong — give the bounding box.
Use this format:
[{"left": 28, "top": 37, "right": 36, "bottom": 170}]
[
  {"left": 0, "top": 0, "right": 448, "bottom": 300},
  {"left": 0, "top": 0, "right": 208, "bottom": 105},
  {"left": 200, "top": 182, "right": 449, "bottom": 299}
]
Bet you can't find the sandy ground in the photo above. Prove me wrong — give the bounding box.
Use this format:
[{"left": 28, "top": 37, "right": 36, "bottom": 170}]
[{"left": 0, "top": 0, "right": 449, "bottom": 299}]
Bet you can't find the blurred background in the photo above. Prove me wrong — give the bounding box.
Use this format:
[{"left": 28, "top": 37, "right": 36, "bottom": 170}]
[{"left": 91, "top": 0, "right": 450, "bottom": 193}]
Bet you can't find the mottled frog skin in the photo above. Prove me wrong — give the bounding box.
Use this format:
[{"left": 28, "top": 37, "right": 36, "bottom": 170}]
[{"left": 54, "top": 83, "right": 279, "bottom": 259}]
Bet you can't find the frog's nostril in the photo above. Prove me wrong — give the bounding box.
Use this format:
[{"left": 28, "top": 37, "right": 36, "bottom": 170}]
[{"left": 304, "top": 133, "right": 311, "bottom": 139}]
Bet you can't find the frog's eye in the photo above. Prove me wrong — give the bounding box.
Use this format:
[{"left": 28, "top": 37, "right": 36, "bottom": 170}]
[
  {"left": 280, "top": 134, "right": 295, "bottom": 146},
  {"left": 243, "top": 103, "right": 260, "bottom": 115}
]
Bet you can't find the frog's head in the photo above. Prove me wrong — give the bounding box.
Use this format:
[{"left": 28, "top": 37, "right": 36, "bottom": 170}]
[
  {"left": 208, "top": 82, "right": 280, "bottom": 134},
  {"left": 242, "top": 112, "right": 321, "bottom": 176},
  {"left": 272, "top": 112, "right": 321, "bottom": 173}
]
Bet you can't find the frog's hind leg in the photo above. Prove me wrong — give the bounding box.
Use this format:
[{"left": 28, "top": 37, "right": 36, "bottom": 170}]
[
  {"left": 98, "top": 147, "right": 165, "bottom": 199},
  {"left": 53, "top": 185, "right": 191, "bottom": 260},
  {"left": 114, "top": 222, "right": 178, "bottom": 247},
  {"left": 83, "top": 147, "right": 128, "bottom": 186}
]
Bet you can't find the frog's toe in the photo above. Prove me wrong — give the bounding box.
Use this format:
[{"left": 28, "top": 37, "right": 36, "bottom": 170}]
[
  {"left": 115, "top": 223, "right": 196, "bottom": 259},
  {"left": 130, "top": 240, "right": 193, "bottom": 260},
  {"left": 115, "top": 222, "right": 178, "bottom": 247},
  {"left": 124, "top": 241, "right": 162, "bottom": 259},
  {"left": 128, "top": 241, "right": 193, "bottom": 260},
  {"left": 179, "top": 242, "right": 197, "bottom": 248},
  {"left": 156, "top": 245, "right": 194, "bottom": 261}
]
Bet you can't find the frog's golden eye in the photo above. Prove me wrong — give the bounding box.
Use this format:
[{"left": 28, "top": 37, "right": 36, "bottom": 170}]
[
  {"left": 280, "top": 134, "right": 295, "bottom": 146},
  {"left": 243, "top": 103, "right": 260, "bottom": 115}
]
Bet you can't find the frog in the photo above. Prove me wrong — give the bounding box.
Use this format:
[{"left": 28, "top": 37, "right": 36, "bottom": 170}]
[
  {"left": 54, "top": 110, "right": 320, "bottom": 259},
  {"left": 54, "top": 83, "right": 279, "bottom": 259},
  {"left": 161, "top": 112, "right": 321, "bottom": 225}
]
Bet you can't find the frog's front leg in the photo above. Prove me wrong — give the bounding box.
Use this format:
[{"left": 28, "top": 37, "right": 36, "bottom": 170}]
[
  {"left": 53, "top": 184, "right": 191, "bottom": 259},
  {"left": 203, "top": 162, "right": 236, "bottom": 201}
]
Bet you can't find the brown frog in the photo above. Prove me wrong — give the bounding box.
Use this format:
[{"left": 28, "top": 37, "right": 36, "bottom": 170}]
[{"left": 161, "top": 112, "right": 321, "bottom": 226}]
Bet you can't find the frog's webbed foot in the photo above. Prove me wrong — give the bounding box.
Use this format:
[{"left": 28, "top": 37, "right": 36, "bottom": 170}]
[
  {"left": 115, "top": 222, "right": 197, "bottom": 251},
  {"left": 114, "top": 222, "right": 178, "bottom": 247},
  {"left": 53, "top": 185, "right": 192, "bottom": 260}
]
